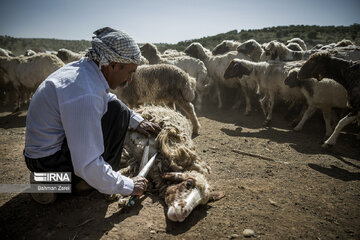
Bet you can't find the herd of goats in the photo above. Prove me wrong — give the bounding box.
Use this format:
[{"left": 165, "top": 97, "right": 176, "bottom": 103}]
[{"left": 0, "top": 37, "right": 359, "bottom": 222}]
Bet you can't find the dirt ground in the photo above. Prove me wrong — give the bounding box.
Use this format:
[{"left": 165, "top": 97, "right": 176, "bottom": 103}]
[{"left": 0, "top": 104, "right": 359, "bottom": 240}]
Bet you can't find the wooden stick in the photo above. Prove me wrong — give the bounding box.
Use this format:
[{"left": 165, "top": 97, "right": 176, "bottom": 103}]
[
  {"left": 74, "top": 217, "right": 94, "bottom": 228},
  {"left": 231, "top": 149, "right": 288, "bottom": 164}
]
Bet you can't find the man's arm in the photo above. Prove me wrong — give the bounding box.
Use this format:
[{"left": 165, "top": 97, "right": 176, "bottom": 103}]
[
  {"left": 107, "top": 92, "right": 144, "bottom": 129},
  {"left": 60, "top": 94, "right": 134, "bottom": 195}
]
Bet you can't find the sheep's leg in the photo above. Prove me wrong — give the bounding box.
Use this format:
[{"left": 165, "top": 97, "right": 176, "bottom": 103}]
[
  {"left": 322, "top": 108, "right": 333, "bottom": 137},
  {"left": 294, "top": 105, "right": 317, "bottom": 131},
  {"left": 291, "top": 104, "right": 307, "bottom": 127},
  {"left": 194, "top": 90, "right": 202, "bottom": 111},
  {"left": 177, "top": 100, "right": 201, "bottom": 135},
  {"left": 259, "top": 94, "right": 268, "bottom": 118},
  {"left": 14, "top": 88, "right": 21, "bottom": 112},
  {"left": 263, "top": 92, "right": 275, "bottom": 125},
  {"left": 231, "top": 88, "right": 242, "bottom": 110},
  {"left": 214, "top": 81, "right": 223, "bottom": 109},
  {"left": 242, "top": 86, "right": 252, "bottom": 115},
  {"left": 323, "top": 114, "right": 358, "bottom": 147}
]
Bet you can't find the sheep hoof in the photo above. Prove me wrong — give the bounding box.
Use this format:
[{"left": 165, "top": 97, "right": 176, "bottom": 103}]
[
  {"left": 263, "top": 119, "right": 271, "bottom": 126},
  {"left": 290, "top": 120, "right": 298, "bottom": 128},
  {"left": 321, "top": 143, "right": 333, "bottom": 149},
  {"left": 192, "top": 132, "right": 199, "bottom": 138}
]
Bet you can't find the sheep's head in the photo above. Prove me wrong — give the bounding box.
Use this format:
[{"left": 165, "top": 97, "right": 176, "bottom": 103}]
[
  {"left": 284, "top": 68, "right": 300, "bottom": 88},
  {"left": 184, "top": 43, "right": 208, "bottom": 62},
  {"left": 286, "top": 42, "right": 302, "bottom": 52},
  {"left": 298, "top": 52, "right": 330, "bottom": 81},
  {"left": 212, "top": 41, "right": 231, "bottom": 55},
  {"left": 163, "top": 171, "right": 224, "bottom": 222},
  {"left": 140, "top": 43, "right": 160, "bottom": 64},
  {"left": 263, "top": 41, "right": 281, "bottom": 60},
  {"left": 237, "top": 39, "right": 257, "bottom": 55},
  {"left": 224, "top": 59, "right": 252, "bottom": 80}
]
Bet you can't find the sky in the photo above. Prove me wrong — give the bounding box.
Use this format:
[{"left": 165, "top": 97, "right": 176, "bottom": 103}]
[{"left": 0, "top": 0, "right": 359, "bottom": 44}]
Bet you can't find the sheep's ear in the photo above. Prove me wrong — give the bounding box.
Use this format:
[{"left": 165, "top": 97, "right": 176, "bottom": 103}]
[
  {"left": 162, "top": 172, "right": 186, "bottom": 182},
  {"left": 208, "top": 191, "right": 226, "bottom": 202}
]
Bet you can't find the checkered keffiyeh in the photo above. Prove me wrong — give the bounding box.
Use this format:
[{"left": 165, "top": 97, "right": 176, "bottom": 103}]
[{"left": 85, "top": 27, "right": 141, "bottom": 68}]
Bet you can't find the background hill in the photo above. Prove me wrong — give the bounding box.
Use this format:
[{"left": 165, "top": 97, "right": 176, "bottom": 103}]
[{"left": 1, "top": 24, "right": 359, "bottom": 56}]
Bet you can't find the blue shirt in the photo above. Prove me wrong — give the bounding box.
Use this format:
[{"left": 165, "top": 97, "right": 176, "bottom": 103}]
[{"left": 24, "top": 58, "right": 144, "bottom": 195}]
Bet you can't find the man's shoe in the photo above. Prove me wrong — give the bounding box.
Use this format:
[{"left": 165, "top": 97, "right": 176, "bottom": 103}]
[{"left": 31, "top": 193, "right": 57, "bottom": 204}]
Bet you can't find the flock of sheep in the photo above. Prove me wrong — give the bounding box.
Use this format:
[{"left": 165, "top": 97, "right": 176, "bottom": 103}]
[{"left": 0, "top": 36, "right": 359, "bottom": 222}]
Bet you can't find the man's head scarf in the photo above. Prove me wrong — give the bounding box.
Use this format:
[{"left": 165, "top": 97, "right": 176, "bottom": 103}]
[{"left": 85, "top": 27, "right": 141, "bottom": 69}]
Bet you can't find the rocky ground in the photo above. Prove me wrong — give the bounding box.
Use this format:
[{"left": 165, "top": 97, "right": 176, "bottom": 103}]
[{"left": 0, "top": 104, "right": 359, "bottom": 240}]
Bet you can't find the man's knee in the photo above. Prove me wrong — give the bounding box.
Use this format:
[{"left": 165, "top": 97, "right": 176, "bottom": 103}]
[{"left": 107, "top": 100, "right": 130, "bottom": 123}]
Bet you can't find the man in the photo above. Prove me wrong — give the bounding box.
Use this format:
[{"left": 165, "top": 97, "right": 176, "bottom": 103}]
[{"left": 24, "top": 27, "right": 161, "bottom": 204}]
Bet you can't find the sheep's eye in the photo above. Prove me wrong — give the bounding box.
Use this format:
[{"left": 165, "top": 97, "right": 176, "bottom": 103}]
[{"left": 185, "top": 180, "right": 193, "bottom": 189}]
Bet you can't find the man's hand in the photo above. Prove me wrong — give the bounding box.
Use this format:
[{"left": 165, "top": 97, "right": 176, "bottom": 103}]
[
  {"left": 130, "top": 176, "right": 148, "bottom": 196},
  {"left": 136, "top": 120, "right": 161, "bottom": 138}
]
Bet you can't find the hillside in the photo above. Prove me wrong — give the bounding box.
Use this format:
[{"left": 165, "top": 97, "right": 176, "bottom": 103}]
[{"left": 0, "top": 24, "right": 359, "bottom": 55}]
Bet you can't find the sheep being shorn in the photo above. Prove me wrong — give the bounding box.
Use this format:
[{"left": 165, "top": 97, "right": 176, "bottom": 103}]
[
  {"left": 298, "top": 52, "right": 360, "bottom": 147},
  {"left": 120, "top": 105, "right": 224, "bottom": 222},
  {"left": 284, "top": 68, "right": 348, "bottom": 137},
  {"left": 115, "top": 64, "right": 201, "bottom": 135},
  {"left": 212, "top": 40, "right": 241, "bottom": 55}
]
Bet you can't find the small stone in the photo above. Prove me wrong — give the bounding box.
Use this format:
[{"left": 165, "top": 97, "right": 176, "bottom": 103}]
[
  {"left": 269, "top": 199, "right": 279, "bottom": 207},
  {"left": 150, "top": 230, "right": 156, "bottom": 234},
  {"left": 243, "top": 229, "right": 255, "bottom": 237},
  {"left": 230, "top": 233, "right": 239, "bottom": 239}
]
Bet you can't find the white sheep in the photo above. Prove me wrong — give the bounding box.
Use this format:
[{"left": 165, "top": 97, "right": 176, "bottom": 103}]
[
  {"left": 0, "top": 53, "right": 64, "bottom": 110},
  {"left": 184, "top": 42, "right": 251, "bottom": 109},
  {"left": 0, "top": 48, "right": 14, "bottom": 57},
  {"left": 162, "top": 49, "right": 186, "bottom": 59},
  {"left": 262, "top": 40, "right": 312, "bottom": 61},
  {"left": 139, "top": 43, "right": 209, "bottom": 110},
  {"left": 286, "top": 38, "right": 307, "bottom": 51},
  {"left": 24, "top": 49, "right": 36, "bottom": 56},
  {"left": 286, "top": 42, "right": 303, "bottom": 52},
  {"left": 335, "top": 39, "right": 355, "bottom": 48},
  {"left": 56, "top": 48, "right": 84, "bottom": 64},
  {"left": 212, "top": 40, "right": 241, "bottom": 55},
  {"left": 115, "top": 64, "right": 201, "bottom": 135},
  {"left": 236, "top": 39, "right": 266, "bottom": 62},
  {"left": 120, "top": 105, "right": 224, "bottom": 222},
  {"left": 223, "top": 59, "right": 304, "bottom": 124},
  {"left": 298, "top": 52, "right": 360, "bottom": 147},
  {"left": 284, "top": 68, "right": 348, "bottom": 136}
]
